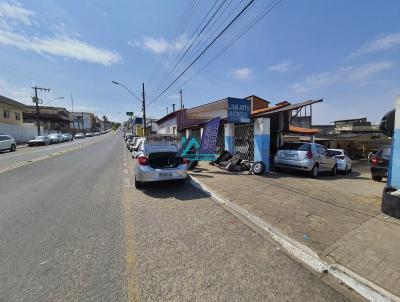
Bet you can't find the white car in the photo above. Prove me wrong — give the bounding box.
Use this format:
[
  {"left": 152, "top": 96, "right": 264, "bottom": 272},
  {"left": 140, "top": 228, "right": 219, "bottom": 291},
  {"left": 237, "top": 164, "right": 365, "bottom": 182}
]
[
  {"left": 134, "top": 135, "right": 188, "bottom": 189},
  {"left": 75, "top": 133, "right": 85, "bottom": 139},
  {"left": 328, "top": 149, "right": 352, "bottom": 173},
  {"left": 131, "top": 138, "right": 145, "bottom": 158},
  {"left": 0, "top": 134, "right": 16, "bottom": 152}
]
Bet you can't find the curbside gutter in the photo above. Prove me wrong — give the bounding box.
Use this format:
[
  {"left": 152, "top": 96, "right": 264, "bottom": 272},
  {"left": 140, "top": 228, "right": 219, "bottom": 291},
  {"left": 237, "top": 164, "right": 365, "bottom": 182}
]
[{"left": 188, "top": 175, "right": 399, "bottom": 302}]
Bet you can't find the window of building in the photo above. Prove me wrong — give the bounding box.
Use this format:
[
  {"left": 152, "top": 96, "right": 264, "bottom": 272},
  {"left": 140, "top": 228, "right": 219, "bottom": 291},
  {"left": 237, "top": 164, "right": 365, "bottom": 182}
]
[
  {"left": 15, "top": 112, "right": 21, "bottom": 120},
  {"left": 3, "top": 110, "right": 11, "bottom": 119}
]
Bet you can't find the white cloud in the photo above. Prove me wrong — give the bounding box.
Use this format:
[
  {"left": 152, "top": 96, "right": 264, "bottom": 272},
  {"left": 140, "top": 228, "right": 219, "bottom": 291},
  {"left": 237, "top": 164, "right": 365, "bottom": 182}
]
[
  {"left": 230, "top": 67, "right": 253, "bottom": 80},
  {"left": 0, "top": 1, "right": 35, "bottom": 25},
  {"left": 0, "top": 2, "right": 121, "bottom": 66},
  {"left": 268, "top": 60, "right": 297, "bottom": 73},
  {"left": 290, "top": 62, "right": 392, "bottom": 93},
  {"left": 350, "top": 32, "right": 400, "bottom": 57},
  {"left": 0, "top": 29, "right": 121, "bottom": 66},
  {"left": 0, "top": 79, "right": 32, "bottom": 103},
  {"left": 348, "top": 61, "right": 392, "bottom": 80},
  {"left": 167, "top": 94, "right": 179, "bottom": 100},
  {"left": 131, "top": 35, "right": 188, "bottom": 54}
]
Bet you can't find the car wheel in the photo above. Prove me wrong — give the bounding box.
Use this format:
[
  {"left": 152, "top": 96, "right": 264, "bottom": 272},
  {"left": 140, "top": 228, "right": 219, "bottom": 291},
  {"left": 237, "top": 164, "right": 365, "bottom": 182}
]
[
  {"left": 331, "top": 165, "right": 337, "bottom": 176},
  {"left": 372, "top": 175, "right": 383, "bottom": 182},
  {"left": 135, "top": 178, "right": 143, "bottom": 189},
  {"left": 310, "top": 164, "right": 319, "bottom": 178},
  {"left": 275, "top": 166, "right": 281, "bottom": 173},
  {"left": 251, "top": 161, "right": 266, "bottom": 175},
  {"left": 10, "top": 144, "right": 16, "bottom": 152}
]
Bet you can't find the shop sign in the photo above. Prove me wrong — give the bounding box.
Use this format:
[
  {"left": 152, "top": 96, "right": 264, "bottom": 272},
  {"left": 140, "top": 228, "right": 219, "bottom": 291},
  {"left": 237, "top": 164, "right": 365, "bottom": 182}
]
[{"left": 227, "top": 98, "right": 250, "bottom": 123}]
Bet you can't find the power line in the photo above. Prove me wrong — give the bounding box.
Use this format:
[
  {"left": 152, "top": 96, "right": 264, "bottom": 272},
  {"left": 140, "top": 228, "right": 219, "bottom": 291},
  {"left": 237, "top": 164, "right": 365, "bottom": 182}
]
[
  {"left": 148, "top": 0, "right": 257, "bottom": 106},
  {"left": 149, "top": 0, "right": 225, "bottom": 98},
  {"left": 183, "top": 0, "right": 243, "bottom": 65},
  {"left": 168, "top": 0, "right": 284, "bottom": 95},
  {"left": 147, "top": 0, "right": 200, "bottom": 94}
]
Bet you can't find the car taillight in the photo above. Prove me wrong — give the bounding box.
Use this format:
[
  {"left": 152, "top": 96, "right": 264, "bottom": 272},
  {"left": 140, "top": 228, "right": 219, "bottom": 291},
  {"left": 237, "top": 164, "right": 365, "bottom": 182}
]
[
  {"left": 336, "top": 155, "right": 345, "bottom": 160},
  {"left": 371, "top": 157, "right": 378, "bottom": 166},
  {"left": 137, "top": 156, "right": 149, "bottom": 166},
  {"left": 306, "top": 151, "right": 313, "bottom": 159},
  {"left": 182, "top": 158, "right": 189, "bottom": 165}
]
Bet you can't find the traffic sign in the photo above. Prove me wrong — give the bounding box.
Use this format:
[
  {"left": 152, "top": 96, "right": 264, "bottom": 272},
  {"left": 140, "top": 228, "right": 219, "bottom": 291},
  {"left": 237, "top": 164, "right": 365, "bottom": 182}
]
[{"left": 126, "top": 112, "right": 133, "bottom": 116}]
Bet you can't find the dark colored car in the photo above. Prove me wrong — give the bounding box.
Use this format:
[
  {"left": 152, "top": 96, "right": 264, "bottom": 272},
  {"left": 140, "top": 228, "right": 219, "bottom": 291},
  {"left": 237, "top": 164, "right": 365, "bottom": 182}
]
[{"left": 371, "top": 145, "right": 391, "bottom": 181}]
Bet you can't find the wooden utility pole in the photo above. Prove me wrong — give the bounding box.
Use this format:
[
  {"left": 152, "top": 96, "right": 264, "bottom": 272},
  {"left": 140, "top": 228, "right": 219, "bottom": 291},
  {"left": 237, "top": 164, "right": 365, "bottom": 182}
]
[
  {"left": 179, "top": 89, "right": 183, "bottom": 132},
  {"left": 142, "top": 82, "right": 146, "bottom": 136},
  {"left": 32, "top": 86, "right": 50, "bottom": 136}
]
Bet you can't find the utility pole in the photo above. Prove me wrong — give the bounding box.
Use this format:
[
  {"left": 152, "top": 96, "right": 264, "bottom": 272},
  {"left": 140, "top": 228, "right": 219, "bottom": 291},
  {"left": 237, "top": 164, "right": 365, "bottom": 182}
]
[
  {"left": 179, "top": 88, "right": 183, "bottom": 133},
  {"left": 172, "top": 103, "right": 175, "bottom": 112},
  {"left": 32, "top": 86, "right": 50, "bottom": 136},
  {"left": 142, "top": 82, "right": 146, "bottom": 137},
  {"left": 71, "top": 93, "right": 75, "bottom": 132},
  {"left": 166, "top": 107, "right": 169, "bottom": 115}
]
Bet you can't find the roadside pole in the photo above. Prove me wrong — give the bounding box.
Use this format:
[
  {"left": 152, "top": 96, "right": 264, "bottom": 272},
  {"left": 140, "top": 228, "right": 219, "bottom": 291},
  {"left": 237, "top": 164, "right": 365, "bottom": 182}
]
[
  {"left": 142, "top": 82, "right": 146, "bottom": 137},
  {"left": 32, "top": 86, "right": 50, "bottom": 136},
  {"left": 388, "top": 96, "right": 400, "bottom": 188},
  {"left": 179, "top": 89, "right": 183, "bottom": 133}
]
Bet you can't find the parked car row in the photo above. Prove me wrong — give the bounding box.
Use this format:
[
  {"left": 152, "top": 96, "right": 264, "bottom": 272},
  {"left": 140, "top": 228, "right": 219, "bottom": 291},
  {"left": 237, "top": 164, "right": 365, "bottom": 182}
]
[
  {"left": 29, "top": 133, "right": 73, "bottom": 146},
  {"left": 124, "top": 133, "right": 188, "bottom": 189},
  {"left": 28, "top": 131, "right": 108, "bottom": 146},
  {"left": 74, "top": 131, "right": 106, "bottom": 139},
  {"left": 274, "top": 142, "right": 352, "bottom": 178}
]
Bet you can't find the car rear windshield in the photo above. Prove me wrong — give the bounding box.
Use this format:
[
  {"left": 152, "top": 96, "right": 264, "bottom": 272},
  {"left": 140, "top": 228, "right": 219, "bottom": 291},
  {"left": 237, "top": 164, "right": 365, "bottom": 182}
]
[{"left": 279, "top": 143, "right": 311, "bottom": 151}]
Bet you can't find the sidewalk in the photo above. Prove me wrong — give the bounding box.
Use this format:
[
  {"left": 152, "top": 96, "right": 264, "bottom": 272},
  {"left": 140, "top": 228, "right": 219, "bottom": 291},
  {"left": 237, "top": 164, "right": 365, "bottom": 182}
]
[{"left": 190, "top": 162, "right": 400, "bottom": 301}]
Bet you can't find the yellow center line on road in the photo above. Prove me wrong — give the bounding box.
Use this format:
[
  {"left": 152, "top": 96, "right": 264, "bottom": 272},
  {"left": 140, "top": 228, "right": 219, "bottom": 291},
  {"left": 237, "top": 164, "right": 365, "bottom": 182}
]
[
  {"left": 0, "top": 138, "right": 105, "bottom": 175},
  {"left": 121, "top": 145, "right": 141, "bottom": 302}
]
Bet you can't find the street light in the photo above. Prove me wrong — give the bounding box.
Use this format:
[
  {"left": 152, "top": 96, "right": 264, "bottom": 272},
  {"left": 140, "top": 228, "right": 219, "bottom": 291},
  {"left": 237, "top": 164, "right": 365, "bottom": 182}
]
[
  {"left": 111, "top": 81, "right": 141, "bottom": 103},
  {"left": 112, "top": 80, "right": 146, "bottom": 136},
  {"left": 45, "top": 96, "right": 64, "bottom": 106}
]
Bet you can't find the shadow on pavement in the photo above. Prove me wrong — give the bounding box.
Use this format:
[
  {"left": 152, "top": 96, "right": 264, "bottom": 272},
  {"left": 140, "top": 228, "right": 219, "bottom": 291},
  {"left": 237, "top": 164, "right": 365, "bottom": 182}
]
[{"left": 140, "top": 180, "right": 211, "bottom": 201}]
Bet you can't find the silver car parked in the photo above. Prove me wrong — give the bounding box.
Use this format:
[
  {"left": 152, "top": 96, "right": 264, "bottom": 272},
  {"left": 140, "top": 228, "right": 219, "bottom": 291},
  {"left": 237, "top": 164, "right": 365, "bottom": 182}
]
[
  {"left": 0, "top": 134, "right": 16, "bottom": 152},
  {"left": 274, "top": 142, "right": 337, "bottom": 177},
  {"left": 134, "top": 135, "right": 188, "bottom": 188}
]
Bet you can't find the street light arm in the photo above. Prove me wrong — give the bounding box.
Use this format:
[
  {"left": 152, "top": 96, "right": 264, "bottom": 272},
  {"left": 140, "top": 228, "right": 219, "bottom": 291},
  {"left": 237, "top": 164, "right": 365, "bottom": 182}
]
[
  {"left": 44, "top": 96, "right": 64, "bottom": 105},
  {"left": 111, "top": 81, "right": 142, "bottom": 103}
]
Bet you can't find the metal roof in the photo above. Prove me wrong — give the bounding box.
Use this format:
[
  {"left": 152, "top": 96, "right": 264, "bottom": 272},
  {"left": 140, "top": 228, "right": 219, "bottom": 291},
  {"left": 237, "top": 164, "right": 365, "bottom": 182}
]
[{"left": 252, "top": 99, "right": 323, "bottom": 117}]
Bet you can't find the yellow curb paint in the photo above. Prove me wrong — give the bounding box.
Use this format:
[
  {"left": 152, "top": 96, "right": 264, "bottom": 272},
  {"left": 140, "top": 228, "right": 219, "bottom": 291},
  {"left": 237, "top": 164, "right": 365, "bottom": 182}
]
[{"left": 121, "top": 147, "right": 140, "bottom": 302}]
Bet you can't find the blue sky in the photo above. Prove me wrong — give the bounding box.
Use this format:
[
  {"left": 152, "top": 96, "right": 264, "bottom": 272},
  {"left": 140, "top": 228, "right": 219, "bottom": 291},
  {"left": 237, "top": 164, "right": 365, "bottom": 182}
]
[{"left": 0, "top": 0, "right": 399, "bottom": 124}]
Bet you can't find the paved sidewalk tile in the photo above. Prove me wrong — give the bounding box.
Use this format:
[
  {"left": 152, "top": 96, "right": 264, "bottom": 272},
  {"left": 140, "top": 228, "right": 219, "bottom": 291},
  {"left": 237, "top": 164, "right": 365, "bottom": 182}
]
[{"left": 190, "top": 162, "right": 400, "bottom": 298}]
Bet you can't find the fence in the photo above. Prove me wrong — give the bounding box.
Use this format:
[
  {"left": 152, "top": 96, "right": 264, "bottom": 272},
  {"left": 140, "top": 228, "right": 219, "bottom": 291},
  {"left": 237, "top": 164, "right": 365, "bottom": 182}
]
[{"left": 234, "top": 123, "right": 254, "bottom": 161}]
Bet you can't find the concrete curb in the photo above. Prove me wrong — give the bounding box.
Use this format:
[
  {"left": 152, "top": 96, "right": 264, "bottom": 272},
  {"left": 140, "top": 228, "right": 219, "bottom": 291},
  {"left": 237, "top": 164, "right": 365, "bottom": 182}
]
[{"left": 189, "top": 175, "right": 399, "bottom": 302}]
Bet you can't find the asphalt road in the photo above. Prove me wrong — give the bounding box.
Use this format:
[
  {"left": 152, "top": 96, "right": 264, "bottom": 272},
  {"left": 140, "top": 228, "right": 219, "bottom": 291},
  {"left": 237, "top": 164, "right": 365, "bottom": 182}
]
[
  {"left": 0, "top": 133, "right": 111, "bottom": 172},
  {"left": 0, "top": 131, "right": 358, "bottom": 301}
]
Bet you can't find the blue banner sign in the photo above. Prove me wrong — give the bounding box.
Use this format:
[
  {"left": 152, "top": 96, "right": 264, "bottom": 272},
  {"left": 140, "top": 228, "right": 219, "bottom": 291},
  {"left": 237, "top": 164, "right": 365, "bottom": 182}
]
[
  {"left": 198, "top": 117, "right": 220, "bottom": 154},
  {"left": 227, "top": 98, "right": 250, "bottom": 123}
]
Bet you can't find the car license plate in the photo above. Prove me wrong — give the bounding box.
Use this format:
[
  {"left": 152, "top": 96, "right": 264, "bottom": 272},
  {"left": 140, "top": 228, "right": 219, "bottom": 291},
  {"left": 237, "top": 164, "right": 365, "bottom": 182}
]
[
  {"left": 159, "top": 172, "right": 172, "bottom": 177},
  {"left": 286, "top": 154, "right": 296, "bottom": 159}
]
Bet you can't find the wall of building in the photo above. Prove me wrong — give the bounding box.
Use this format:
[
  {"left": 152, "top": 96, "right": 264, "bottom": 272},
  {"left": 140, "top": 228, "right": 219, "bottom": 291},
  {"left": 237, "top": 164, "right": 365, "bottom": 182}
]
[
  {"left": 0, "top": 122, "right": 44, "bottom": 143},
  {"left": 70, "top": 112, "right": 95, "bottom": 130},
  {"left": 0, "top": 104, "right": 23, "bottom": 126},
  {"left": 158, "top": 117, "right": 177, "bottom": 134}
]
